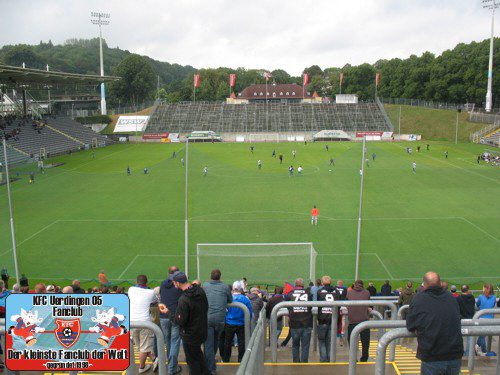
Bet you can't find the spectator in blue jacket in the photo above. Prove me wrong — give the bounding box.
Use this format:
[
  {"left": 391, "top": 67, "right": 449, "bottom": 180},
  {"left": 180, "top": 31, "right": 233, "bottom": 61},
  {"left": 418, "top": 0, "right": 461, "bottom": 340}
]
[
  {"left": 475, "top": 283, "right": 497, "bottom": 356},
  {"left": 221, "top": 282, "right": 252, "bottom": 363}
]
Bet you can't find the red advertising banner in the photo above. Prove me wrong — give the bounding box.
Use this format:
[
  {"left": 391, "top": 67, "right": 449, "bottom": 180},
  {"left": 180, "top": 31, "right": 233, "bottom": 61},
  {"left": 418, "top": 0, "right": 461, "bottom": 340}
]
[
  {"left": 356, "top": 131, "right": 384, "bottom": 138},
  {"left": 230, "top": 74, "right": 236, "bottom": 87},
  {"left": 142, "top": 133, "right": 169, "bottom": 139},
  {"left": 5, "top": 294, "right": 130, "bottom": 371},
  {"left": 194, "top": 74, "right": 200, "bottom": 88}
]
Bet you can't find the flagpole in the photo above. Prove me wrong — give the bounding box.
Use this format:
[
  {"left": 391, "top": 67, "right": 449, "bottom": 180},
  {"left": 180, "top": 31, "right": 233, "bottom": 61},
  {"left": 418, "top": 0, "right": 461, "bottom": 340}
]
[{"left": 266, "top": 76, "right": 268, "bottom": 132}]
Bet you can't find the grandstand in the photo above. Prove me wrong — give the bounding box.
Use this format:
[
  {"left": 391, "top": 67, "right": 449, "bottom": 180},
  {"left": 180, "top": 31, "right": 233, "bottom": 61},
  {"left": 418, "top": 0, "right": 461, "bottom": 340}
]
[
  {"left": 0, "top": 116, "right": 109, "bottom": 163},
  {"left": 145, "top": 100, "right": 393, "bottom": 135}
]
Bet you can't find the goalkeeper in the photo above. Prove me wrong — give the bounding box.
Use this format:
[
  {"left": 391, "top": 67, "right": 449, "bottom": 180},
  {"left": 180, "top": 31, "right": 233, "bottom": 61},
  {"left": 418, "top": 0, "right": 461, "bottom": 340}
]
[{"left": 311, "top": 205, "right": 319, "bottom": 225}]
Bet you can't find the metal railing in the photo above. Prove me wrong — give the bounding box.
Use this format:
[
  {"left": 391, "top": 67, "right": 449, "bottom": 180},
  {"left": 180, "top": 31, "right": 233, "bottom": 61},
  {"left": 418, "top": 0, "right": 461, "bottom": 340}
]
[
  {"left": 269, "top": 300, "right": 398, "bottom": 362},
  {"left": 227, "top": 301, "right": 252, "bottom": 349},
  {"left": 236, "top": 307, "right": 266, "bottom": 375},
  {"left": 467, "top": 308, "right": 500, "bottom": 372},
  {"left": 374, "top": 325, "right": 500, "bottom": 375}
]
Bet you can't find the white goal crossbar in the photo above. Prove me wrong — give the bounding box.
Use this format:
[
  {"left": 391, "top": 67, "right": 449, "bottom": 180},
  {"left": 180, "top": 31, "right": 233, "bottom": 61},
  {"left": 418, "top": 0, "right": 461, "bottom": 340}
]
[{"left": 197, "top": 242, "right": 317, "bottom": 285}]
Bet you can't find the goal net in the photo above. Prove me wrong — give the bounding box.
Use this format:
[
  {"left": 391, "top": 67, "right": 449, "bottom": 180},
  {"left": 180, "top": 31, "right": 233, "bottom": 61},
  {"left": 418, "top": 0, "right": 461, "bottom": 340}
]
[
  {"left": 197, "top": 242, "right": 317, "bottom": 286},
  {"left": 249, "top": 133, "right": 279, "bottom": 143}
]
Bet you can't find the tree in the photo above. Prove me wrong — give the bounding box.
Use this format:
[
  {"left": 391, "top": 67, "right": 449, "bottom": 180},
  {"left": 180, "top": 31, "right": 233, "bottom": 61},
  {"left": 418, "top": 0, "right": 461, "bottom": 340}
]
[
  {"left": 109, "top": 54, "right": 156, "bottom": 107},
  {"left": 4, "top": 45, "right": 46, "bottom": 69}
]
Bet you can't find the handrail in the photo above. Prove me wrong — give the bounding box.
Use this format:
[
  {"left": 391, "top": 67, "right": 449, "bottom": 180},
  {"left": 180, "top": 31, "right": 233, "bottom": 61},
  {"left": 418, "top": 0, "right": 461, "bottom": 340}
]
[
  {"left": 375, "top": 325, "right": 500, "bottom": 375},
  {"left": 227, "top": 301, "right": 251, "bottom": 349},
  {"left": 468, "top": 308, "right": 500, "bottom": 372},
  {"left": 237, "top": 308, "right": 267, "bottom": 375},
  {"left": 269, "top": 300, "right": 398, "bottom": 362}
]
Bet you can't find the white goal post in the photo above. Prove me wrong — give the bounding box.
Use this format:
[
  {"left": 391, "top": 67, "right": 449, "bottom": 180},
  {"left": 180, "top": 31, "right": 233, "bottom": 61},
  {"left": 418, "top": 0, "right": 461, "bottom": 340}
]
[
  {"left": 196, "top": 242, "right": 317, "bottom": 285},
  {"left": 249, "top": 133, "right": 279, "bottom": 143}
]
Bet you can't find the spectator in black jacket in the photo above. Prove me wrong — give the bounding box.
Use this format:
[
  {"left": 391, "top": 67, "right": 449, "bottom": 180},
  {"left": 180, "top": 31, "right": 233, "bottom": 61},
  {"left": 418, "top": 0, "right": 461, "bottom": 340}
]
[
  {"left": 381, "top": 280, "right": 392, "bottom": 296},
  {"left": 266, "top": 287, "right": 285, "bottom": 343},
  {"left": 286, "top": 278, "right": 313, "bottom": 363},
  {"left": 160, "top": 271, "right": 210, "bottom": 375},
  {"left": 317, "top": 276, "right": 340, "bottom": 362},
  {"left": 367, "top": 282, "right": 377, "bottom": 297},
  {"left": 406, "top": 272, "right": 463, "bottom": 375},
  {"left": 456, "top": 284, "right": 476, "bottom": 356}
]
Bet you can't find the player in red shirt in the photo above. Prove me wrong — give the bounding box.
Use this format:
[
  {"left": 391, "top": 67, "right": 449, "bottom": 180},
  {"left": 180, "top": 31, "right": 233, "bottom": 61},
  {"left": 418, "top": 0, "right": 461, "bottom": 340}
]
[{"left": 311, "top": 206, "right": 319, "bottom": 225}]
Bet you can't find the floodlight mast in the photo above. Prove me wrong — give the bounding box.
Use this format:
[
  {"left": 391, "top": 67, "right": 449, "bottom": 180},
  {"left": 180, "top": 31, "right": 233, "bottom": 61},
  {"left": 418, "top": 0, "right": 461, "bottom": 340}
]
[
  {"left": 90, "top": 12, "right": 110, "bottom": 115},
  {"left": 483, "top": 0, "right": 499, "bottom": 112}
]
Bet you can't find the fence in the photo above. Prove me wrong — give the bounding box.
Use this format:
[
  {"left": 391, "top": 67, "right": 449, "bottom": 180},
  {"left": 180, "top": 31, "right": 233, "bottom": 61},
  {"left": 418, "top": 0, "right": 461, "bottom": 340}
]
[
  {"left": 236, "top": 307, "right": 267, "bottom": 375},
  {"left": 269, "top": 300, "right": 398, "bottom": 362},
  {"left": 379, "top": 97, "right": 463, "bottom": 110}
]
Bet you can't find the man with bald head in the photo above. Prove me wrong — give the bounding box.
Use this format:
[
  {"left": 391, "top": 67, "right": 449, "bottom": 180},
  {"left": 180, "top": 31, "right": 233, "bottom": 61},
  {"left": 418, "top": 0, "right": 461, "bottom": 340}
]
[{"left": 406, "top": 272, "right": 463, "bottom": 375}]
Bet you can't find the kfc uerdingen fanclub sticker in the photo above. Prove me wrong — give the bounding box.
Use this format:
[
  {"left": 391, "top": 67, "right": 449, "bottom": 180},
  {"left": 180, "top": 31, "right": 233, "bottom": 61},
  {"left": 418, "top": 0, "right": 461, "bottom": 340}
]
[{"left": 5, "top": 293, "right": 130, "bottom": 371}]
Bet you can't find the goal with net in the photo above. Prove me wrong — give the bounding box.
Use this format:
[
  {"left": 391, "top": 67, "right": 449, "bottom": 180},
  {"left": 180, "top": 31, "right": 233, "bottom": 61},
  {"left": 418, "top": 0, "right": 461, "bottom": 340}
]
[
  {"left": 197, "top": 242, "right": 317, "bottom": 286},
  {"left": 249, "top": 133, "right": 279, "bottom": 143}
]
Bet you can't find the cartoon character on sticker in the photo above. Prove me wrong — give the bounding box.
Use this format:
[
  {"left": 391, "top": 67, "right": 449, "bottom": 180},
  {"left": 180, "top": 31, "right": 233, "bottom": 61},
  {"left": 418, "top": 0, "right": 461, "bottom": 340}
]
[
  {"left": 8, "top": 308, "right": 46, "bottom": 346},
  {"left": 89, "top": 308, "right": 127, "bottom": 346}
]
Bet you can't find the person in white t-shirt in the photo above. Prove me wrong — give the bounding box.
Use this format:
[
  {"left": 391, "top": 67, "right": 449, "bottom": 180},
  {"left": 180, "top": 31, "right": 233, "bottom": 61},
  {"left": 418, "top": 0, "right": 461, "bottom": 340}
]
[{"left": 128, "top": 275, "right": 158, "bottom": 373}]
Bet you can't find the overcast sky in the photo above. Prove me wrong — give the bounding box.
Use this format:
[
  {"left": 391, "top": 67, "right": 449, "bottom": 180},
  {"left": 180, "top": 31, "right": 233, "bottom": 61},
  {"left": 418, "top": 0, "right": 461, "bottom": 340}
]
[{"left": 1, "top": 0, "right": 496, "bottom": 76}]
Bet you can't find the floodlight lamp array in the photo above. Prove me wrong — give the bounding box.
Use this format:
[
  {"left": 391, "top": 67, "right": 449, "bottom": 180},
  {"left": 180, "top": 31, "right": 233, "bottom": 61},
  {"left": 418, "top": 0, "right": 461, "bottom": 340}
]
[
  {"left": 482, "top": 0, "right": 500, "bottom": 9},
  {"left": 91, "top": 12, "right": 111, "bottom": 18}
]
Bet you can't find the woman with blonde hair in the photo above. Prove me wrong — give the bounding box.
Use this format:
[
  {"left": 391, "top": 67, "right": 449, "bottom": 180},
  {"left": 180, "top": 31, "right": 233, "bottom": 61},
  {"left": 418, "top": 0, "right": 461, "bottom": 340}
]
[{"left": 475, "top": 283, "right": 497, "bottom": 356}]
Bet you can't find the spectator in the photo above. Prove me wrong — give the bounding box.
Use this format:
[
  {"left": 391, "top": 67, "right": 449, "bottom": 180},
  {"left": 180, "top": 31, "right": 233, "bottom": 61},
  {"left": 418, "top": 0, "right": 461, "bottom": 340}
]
[
  {"left": 1, "top": 266, "right": 9, "bottom": 289},
  {"left": 450, "top": 285, "right": 459, "bottom": 297},
  {"left": 346, "top": 280, "right": 371, "bottom": 362},
  {"left": 62, "top": 286, "right": 73, "bottom": 293},
  {"left": 398, "top": 281, "right": 415, "bottom": 319},
  {"left": 203, "top": 269, "right": 232, "bottom": 375},
  {"left": 222, "top": 282, "right": 252, "bottom": 363},
  {"left": 159, "top": 266, "right": 182, "bottom": 375},
  {"left": 367, "top": 282, "right": 376, "bottom": 297},
  {"left": 317, "top": 275, "right": 340, "bottom": 362},
  {"left": 475, "top": 283, "right": 497, "bottom": 356},
  {"left": 310, "top": 279, "right": 322, "bottom": 301},
  {"left": 406, "top": 272, "right": 463, "bottom": 374},
  {"left": 71, "top": 280, "right": 85, "bottom": 294},
  {"left": 34, "top": 283, "right": 47, "bottom": 293},
  {"left": 381, "top": 280, "right": 392, "bottom": 296},
  {"left": 129, "top": 275, "right": 158, "bottom": 373},
  {"left": 247, "top": 287, "right": 264, "bottom": 329},
  {"left": 266, "top": 287, "right": 285, "bottom": 344},
  {"left": 161, "top": 271, "right": 210, "bottom": 375},
  {"left": 11, "top": 284, "right": 20, "bottom": 293},
  {"left": 46, "top": 285, "right": 56, "bottom": 293},
  {"left": 441, "top": 280, "right": 449, "bottom": 290},
  {"left": 0, "top": 280, "right": 9, "bottom": 319},
  {"left": 286, "top": 278, "right": 313, "bottom": 363},
  {"left": 456, "top": 285, "right": 475, "bottom": 356},
  {"left": 20, "top": 273, "right": 28, "bottom": 288}
]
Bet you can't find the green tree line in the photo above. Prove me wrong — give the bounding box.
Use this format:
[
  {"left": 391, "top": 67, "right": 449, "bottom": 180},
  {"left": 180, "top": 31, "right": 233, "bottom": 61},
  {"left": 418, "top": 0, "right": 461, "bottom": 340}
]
[{"left": 0, "top": 38, "right": 498, "bottom": 108}]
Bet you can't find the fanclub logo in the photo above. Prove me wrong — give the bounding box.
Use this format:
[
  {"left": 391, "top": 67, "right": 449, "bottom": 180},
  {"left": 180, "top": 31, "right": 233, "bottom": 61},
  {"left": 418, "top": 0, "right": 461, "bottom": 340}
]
[{"left": 55, "top": 319, "right": 81, "bottom": 348}]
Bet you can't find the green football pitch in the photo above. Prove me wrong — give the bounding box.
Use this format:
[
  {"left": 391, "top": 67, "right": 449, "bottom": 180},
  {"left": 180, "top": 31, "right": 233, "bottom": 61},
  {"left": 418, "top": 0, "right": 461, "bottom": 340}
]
[{"left": 0, "top": 141, "right": 498, "bottom": 289}]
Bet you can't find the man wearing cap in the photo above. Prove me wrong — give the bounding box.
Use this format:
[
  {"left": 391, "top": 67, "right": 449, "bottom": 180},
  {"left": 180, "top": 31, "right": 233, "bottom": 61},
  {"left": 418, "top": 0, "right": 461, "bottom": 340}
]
[
  {"left": 222, "top": 282, "right": 253, "bottom": 363},
  {"left": 160, "top": 271, "right": 210, "bottom": 375},
  {"left": 406, "top": 272, "right": 463, "bottom": 375}
]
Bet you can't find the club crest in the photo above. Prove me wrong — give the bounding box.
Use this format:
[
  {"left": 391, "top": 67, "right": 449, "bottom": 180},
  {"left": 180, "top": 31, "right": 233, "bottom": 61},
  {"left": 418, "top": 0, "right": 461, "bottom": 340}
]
[{"left": 55, "top": 319, "right": 81, "bottom": 348}]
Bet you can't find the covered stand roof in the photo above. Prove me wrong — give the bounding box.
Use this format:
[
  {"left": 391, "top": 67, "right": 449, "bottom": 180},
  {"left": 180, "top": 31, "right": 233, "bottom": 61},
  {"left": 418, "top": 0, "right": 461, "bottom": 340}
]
[{"left": 0, "top": 64, "right": 120, "bottom": 90}]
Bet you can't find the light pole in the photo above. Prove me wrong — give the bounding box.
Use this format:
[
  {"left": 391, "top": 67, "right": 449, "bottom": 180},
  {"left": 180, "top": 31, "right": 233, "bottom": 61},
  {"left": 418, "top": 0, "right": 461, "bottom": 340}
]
[
  {"left": 483, "top": 0, "right": 499, "bottom": 112},
  {"left": 91, "top": 11, "right": 110, "bottom": 115}
]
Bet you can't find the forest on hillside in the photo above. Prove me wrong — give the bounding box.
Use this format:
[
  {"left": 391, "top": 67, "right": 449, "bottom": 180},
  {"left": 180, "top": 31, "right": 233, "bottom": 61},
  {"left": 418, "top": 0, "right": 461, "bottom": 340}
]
[{"left": 0, "top": 38, "right": 498, "bottom": 108}]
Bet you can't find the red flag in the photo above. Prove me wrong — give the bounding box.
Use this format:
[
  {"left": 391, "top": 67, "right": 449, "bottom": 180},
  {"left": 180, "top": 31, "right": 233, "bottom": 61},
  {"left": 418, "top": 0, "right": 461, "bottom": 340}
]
[
  {"left": 230, "top": 74, "right": 236, "bottom": 87},
  {"left": 194, "top": 74, "right": 200, "bottom": 88},
  {"left": 303, "top": 73, "right": 309, "bottom": 86},
  {"left": 263, "top": 72, "right": 271, "bottom": 81},
  {"left": 340, "top": 73, "right": 344, "bottom": 84},
  {"left": 376, "top": 73, "right": 380, "bottom": 86}
]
